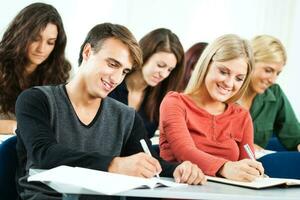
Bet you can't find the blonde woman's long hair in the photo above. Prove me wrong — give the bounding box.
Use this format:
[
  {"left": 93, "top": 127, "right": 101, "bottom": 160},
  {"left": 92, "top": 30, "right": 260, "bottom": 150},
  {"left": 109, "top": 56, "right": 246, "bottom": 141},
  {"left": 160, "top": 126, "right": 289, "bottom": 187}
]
[
  {"left": 184, "top": 34, "right": 254, "bottom": 103},
  {"left": 251, "top": 35, "right": 287, "bottom": 65}
]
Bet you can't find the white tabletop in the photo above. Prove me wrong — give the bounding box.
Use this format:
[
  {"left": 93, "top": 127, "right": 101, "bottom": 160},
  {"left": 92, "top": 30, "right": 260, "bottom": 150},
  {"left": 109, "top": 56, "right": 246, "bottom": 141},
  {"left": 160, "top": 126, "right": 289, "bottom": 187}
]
[
  {"left": 119, "top": 181, "right": 300, "bottom": 200},
  {"left": 43, "top": 177, "right": 300, "bottom": 200}
]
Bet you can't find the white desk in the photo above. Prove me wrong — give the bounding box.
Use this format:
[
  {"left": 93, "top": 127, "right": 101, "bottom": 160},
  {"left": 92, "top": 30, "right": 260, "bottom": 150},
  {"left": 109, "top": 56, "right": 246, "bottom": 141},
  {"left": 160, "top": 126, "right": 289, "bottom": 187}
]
[
  {"left": 121, "top": 181, "right": 300, "bottom": 200},
  {"left": 44, "top": 178, "right": 300, "bottom": 200}
]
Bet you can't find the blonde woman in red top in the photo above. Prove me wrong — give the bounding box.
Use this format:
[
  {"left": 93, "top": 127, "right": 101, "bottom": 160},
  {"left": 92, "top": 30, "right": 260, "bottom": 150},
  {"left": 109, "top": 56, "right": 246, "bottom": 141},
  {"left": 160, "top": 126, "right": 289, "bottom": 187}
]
[{"left": 159, "top": 34, "right": 264, "bottom": 182}]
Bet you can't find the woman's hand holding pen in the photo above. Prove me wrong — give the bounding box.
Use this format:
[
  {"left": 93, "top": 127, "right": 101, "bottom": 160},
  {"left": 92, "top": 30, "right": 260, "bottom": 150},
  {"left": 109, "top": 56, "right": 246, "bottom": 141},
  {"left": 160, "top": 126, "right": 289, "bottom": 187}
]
[{"left": 218, "top": 159, "right": 264, "bottom": 182}]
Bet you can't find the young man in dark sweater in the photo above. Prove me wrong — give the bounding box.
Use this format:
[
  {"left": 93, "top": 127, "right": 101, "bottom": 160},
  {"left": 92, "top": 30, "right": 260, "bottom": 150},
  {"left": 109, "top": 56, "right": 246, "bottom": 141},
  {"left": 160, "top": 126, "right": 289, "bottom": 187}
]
[{"left": 15, "top": 23, "right": 206, "bottom": 200}]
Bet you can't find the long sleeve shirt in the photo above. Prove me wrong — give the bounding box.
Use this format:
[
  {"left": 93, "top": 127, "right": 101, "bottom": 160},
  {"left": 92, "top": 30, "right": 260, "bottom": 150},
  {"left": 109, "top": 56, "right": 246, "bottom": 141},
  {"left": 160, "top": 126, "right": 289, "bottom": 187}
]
[
  {"left": 15, "top": 86, "right": 177, "bottom": 200},
  {"left": 159, "top": 92, "right": 254, "bottom": 176},
  {"left": 250, "top": 84, "right": 300, "bottom": 150}
]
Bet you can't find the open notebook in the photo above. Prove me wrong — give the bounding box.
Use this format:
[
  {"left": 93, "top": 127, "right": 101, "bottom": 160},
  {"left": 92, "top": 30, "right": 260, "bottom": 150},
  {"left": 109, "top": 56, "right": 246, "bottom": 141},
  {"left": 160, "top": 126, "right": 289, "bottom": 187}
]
[
  {"left": 255, "top": 149, "right": 276, "bottom": 159},
  {"left": 207, "top": 176, "right": 300, "bottom": 189},
  {"left": 28, "top": 166, "right": 187, "bottom": 195}
]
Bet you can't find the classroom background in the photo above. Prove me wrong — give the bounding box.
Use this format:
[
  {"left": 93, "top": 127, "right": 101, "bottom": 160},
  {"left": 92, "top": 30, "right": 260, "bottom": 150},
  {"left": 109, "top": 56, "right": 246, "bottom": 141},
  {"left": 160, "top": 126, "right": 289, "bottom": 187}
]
[{"left": 1, "top": 0, "right": 299, "bottom": 118}]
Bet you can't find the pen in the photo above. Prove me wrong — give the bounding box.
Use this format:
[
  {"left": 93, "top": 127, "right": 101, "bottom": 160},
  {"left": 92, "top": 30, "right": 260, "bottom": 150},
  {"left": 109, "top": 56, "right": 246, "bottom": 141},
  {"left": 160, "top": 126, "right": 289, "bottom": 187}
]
[
  {"left": 243, "top": 144, "right": 255, "bottom": 160},
  {"left": 140, "top": 139, "right": 160, "bottom": 178},
  {"left": 243, "top": 144, "right": 268, "bottom": 178}
]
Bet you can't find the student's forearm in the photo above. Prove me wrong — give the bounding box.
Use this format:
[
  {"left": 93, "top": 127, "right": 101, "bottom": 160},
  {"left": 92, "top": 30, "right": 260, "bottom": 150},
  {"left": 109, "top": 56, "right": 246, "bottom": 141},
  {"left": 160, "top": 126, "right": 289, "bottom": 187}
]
[
  {"left": 120, "top": 113, "right": 178, "bottom": 177},
  {"left": 29, "top": 142, "right": 115, "bottom": 170}
]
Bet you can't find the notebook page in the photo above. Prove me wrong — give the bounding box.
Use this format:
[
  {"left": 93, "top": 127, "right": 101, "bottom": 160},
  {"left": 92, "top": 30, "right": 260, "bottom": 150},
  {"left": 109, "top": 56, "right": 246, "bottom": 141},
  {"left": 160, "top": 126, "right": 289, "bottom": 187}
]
[{"left": 207, "top": 176, "right": 300, "bottom": 189}]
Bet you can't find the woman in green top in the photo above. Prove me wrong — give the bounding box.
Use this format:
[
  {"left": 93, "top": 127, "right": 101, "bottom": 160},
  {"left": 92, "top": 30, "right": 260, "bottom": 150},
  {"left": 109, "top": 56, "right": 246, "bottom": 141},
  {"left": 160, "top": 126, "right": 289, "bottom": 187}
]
[
  {"left": 240, "top": 35, "right": 300, "bottom": 152},
  {"left": 239, "top": 35, "right": 300, "bottom": 179}
]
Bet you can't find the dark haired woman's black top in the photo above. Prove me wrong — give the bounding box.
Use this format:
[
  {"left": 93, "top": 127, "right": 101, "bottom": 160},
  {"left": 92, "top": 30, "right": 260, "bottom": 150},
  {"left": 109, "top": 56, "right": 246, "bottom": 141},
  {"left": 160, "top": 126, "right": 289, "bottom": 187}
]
[{"left": 109, "top": 81, "right": 158, "bottom": 138}]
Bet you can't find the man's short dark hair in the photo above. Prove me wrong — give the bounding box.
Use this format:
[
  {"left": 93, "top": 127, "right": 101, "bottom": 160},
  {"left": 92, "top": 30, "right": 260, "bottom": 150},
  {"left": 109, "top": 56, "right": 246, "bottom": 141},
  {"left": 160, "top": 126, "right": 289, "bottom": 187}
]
[{"left": 78, "top": 23, "right": 142, "bottom": 70}]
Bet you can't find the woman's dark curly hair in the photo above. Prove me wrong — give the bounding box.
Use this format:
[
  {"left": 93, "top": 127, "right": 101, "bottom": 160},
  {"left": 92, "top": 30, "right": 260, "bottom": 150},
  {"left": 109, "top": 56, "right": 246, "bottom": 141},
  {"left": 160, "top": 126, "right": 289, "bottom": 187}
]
[{"left": 0, "top": 3, "right": 71, "bottom": 115}]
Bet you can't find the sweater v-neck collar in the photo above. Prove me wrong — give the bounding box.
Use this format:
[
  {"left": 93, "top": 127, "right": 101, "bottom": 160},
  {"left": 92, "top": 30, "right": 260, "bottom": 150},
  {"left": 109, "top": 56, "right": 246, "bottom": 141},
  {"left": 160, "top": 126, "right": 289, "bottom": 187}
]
[{"left": 61, "top": 85, "right": 103, "bottom": 128}]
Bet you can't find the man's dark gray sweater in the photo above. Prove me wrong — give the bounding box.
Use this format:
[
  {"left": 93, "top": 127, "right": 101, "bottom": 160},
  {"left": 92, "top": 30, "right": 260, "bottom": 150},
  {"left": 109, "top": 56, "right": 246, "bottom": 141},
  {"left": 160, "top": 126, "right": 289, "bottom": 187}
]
[{"left": 15, "top": 85, "right": 177, "bottom": 200}]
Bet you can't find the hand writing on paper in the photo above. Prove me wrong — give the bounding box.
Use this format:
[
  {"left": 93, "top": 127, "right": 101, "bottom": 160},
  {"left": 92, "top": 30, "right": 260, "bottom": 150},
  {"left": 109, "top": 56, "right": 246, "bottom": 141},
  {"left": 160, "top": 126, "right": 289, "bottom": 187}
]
[
  {"left": 108, "top": 152, "right": 162, "bottom": 178},
  {"left": 218, "top": 159, "right": 264, "bottom": 182},
  {"left": 173, "top": 161, "right": 206, "bottom": 185}
]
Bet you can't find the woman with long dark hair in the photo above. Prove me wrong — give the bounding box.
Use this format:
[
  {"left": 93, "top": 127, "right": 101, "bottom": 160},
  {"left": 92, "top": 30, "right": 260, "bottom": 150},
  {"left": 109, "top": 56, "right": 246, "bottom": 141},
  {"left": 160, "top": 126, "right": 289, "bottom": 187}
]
[
  {"left": 109, "top": 28, "right": 185, "bottom": 138},
  {"left": 0, "top": 2, "right": 71, "bottom": 134}
]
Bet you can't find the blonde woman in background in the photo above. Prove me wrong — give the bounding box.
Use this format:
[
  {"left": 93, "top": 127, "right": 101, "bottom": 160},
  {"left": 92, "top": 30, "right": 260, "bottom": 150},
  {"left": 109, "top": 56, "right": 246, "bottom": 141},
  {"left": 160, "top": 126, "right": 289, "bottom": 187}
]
[
  {"left": 239, "top": 35, "right": 300, "bottom": 179},
  {"left": 240, "top": 35, "right": 300, "bottom": 151}
]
